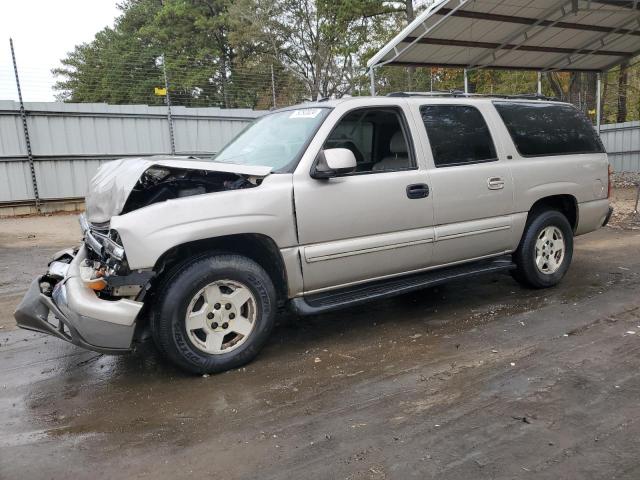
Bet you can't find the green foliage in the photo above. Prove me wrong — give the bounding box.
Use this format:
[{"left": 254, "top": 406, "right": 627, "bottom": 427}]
[
  {"left": 53, "top": 0, "right": 639, "bottom": 122},
  {"left": 54, "top": 0, "right": 404, "bottom": 106},
  {"left": 53, "top": 0, "right": 166, "bottom": 104}
]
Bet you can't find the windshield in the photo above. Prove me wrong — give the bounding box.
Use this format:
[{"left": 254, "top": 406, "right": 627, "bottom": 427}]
[{"left": 213, "top": 107, "right": 330, "bottom": 170}]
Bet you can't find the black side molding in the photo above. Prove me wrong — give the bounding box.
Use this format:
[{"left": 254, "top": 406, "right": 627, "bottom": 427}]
[{"left": 291, "top": 256, "right": 515, "bottom": 316}]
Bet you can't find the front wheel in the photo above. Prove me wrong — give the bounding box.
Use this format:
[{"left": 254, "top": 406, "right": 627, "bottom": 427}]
[
  {"left": 151, "top": 253, "right": 277, "bottom": 374},
  {"left": 512, "top": 210, "right": 574, "bottom": 289}
]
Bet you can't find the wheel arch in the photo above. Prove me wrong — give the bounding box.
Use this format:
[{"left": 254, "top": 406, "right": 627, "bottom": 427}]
[
  {"left": 151, "top": 233, "right": 289, "bottom": 306},
  {"left": 527, "top": 194, "right": 578, "bottom": 232}
]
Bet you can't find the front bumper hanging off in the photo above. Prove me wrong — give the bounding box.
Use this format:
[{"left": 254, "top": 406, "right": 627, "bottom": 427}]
[{"left": 14, "top": 246, "right": 143, "bottom": 354}]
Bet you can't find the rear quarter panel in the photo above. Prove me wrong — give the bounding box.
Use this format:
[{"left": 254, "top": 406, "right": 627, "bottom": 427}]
[{"left": 486, "top": 105, "right": 609, "bottom": 244}]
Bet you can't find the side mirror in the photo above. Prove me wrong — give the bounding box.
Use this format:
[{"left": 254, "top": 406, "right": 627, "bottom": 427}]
[{"left": 311, "top": 148, "right": 357, "bottom": 179}]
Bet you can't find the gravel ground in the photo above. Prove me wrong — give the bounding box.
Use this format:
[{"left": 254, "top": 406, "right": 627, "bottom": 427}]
[
  {"left": 608, "top": 187, "right": 640, "bottom": 230},
  {"left": 612, "top": 172, "right": 640, "bottom": 189}
]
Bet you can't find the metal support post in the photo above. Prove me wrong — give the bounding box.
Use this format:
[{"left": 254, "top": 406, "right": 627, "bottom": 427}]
[
  {"left": 10, "top": 38, "right": 40, "bottom": 212},
  {"left": 162, "top": 54, "right": 176, "bottom": 155},
  {"left": 537, "top": 72, "right": 542, "bottom": 95},
  {"left": 369, "top": 68, "right": 376, "bottom": 96},
  {"left": 596, "top": 72, "right": 602, "bottom": 134},
  {"left": 464, "top": 68, "right": 469, "bottom": 93}
]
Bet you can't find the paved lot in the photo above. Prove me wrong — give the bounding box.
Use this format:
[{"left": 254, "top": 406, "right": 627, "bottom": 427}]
[{"left": 1, "top": 193, "right": 640, "bottom": 479}]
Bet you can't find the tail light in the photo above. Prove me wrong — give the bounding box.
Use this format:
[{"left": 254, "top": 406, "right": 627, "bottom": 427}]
[{"left": 607, "top": 164, "right": 613, "bottom": 198}]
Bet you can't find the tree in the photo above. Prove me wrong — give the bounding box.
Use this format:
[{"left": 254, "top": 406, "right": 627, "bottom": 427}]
[
  {"left": 54, "top": 0, "right": 639, "bottom": 122},
  {"left": 617, "top": 61, "right": 629, "bottom": 123},
  {"left": 53, "top": 0, "right": 166, "bottom": 104},
  {"left": 231, "top": 0, "right": 402, "bottom": 100},
  {"left": 53, "top": 0, "right": 284, "bottom": 108}
]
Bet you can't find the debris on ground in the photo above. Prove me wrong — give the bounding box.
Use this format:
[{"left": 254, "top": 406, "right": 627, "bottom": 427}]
[
  {"left": 608, "top": 181, "right": 640, "bottom": 230},
  {"left": 612, "top": 172, "right": 640, "bottom": 189},
  {"left": 512, "top": 416, "right": 532, "bottom": 424}
]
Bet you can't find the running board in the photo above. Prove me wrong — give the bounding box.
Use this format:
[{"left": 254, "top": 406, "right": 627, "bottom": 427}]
[{"left": 291, "top": 256, "right": 515, "bottom": 316}]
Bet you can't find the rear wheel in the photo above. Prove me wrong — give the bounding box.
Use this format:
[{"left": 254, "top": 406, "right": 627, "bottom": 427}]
[
  {"left": 151, "top": 253, "right": 277, "bottom": 374},
  {"left": 512, "top": 210, "right": 573, "bottom": 289}
]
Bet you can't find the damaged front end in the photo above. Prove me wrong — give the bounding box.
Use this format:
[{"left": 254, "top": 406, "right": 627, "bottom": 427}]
[
  {"left": 80, "top": 159, "right": 270, "bottom": 298},
  {"left": 121, "top": 165, "right": 259, "bottom": 215},
  {"left": 15, "top": 157, "right": 273, "bottom": 353},
  {"left": 79, "top": 213, "right": 155, "bottom": 300},
  {"left": 84, "top": 156, "right": 272, "bottom": 224},
  {"left": 14, "top": 244, "right": 144, "bottom": 354},
  {"left": 14, "top": 215, "right": 153, "bottom": 353}
]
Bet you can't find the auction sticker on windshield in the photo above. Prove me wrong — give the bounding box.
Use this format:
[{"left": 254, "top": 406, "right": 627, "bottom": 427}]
[{"left": 289, "top": 108, "right": 322, "bottom": 119}]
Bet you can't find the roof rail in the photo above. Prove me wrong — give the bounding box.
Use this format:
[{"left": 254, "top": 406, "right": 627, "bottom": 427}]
[
  {"left": 385, "top": 91, "right": 560, "bottom": 101},
  {"left": 386, "top": 90, "right": 471, "bottom": 97}
]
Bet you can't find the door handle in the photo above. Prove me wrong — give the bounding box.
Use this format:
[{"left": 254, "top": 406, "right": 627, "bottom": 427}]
[
  {"left": 406, "top": 183, "right": 429, "bottom": 199},
  {"left": 487, "top": 177, "right": 505, "bottom": 190}
]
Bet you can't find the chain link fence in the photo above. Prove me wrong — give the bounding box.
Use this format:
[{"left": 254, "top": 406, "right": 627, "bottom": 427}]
[{"left": 2, "top": 43, "right": 639, "bottom": 121}]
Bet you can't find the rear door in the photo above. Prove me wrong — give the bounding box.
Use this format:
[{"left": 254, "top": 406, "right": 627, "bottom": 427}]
[{"left": 414, "top": 102, "right": 514, "bottom": 266}]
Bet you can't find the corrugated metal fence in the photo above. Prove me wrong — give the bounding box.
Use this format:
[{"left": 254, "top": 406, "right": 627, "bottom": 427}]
[
  {"left": 0, "top": 101, "right": 263, "bottom": 204},
  {"left": 599, "top": 121, "right": 640, "bottom": 173},
  {"left": 1, "top": 101, "right": 639, "bottom": 205}
]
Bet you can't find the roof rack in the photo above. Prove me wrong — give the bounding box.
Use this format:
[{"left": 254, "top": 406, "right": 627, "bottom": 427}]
[{"left": 386, "top": 91, "right": 559, "bottom": 101}]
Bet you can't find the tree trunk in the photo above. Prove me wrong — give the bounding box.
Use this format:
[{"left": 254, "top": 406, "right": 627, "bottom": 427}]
[
  {"left": 548, "top": 72, "right": 564, "bottom": 99},
  {"left": 600, "top": 72, "right": 608, "bottom": 123},
  {"left": 568, "top": 72, "right": 580, "bottom": 106},
  {"left": 617, "top": 62, "right": 629, "bottom": 123}
]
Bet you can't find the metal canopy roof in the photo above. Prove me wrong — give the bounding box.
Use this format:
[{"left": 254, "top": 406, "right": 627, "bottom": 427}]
[{"left": 367, "top": 0, "right": 640, "bottom": 73}]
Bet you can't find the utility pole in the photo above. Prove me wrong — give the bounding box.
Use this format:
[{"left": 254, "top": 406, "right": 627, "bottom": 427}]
[
  {"left": 162, "top": 54, "right": 176, "bottom": 155},
  {"left": 10, "top": 38, "right": 40, "bottom": 212}
]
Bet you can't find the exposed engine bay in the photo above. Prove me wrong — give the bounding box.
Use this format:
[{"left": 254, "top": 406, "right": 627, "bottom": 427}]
[
  {"left": 83, "top": 156, "right": 273, "bottom": 225},
  {"left": 121, "top": 166, "right": 261, "bottom": 214},
  {"left": 80, "top": 166, "right": 263, "bottom": 300}
]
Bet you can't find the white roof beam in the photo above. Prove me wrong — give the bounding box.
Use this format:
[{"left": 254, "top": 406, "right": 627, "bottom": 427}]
[
  {"left": 465, "top": 0, "right": 576, "bottom": 71},
  {"left": 543, "top": 14, "right": 640, "bottom": 71},
  {"left": 367, "top": 0, "right": 472, "bottom": 69},
  {"left": 600, "top": 41, "right": 640, "bottom": 71}
]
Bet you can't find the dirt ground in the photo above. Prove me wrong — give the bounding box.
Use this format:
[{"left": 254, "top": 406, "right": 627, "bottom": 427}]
[
  {"left": 1, "top": 190, "right": 640, "bottom": 479},
  {"left": 608, "top": 186, "right": 640, "bottom": 230}
]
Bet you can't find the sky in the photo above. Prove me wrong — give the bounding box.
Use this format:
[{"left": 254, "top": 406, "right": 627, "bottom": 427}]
[{"left": 0, "top": 0, "right": 121, "bottom": 102}]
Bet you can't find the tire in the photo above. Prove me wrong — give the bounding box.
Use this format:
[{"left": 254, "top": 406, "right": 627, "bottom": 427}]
[
  {"left": 150, "top": 253, "right": 277, "bottom": 374},
  {"left": 512, "top": 210, "right": 574, "bottom": 289}
]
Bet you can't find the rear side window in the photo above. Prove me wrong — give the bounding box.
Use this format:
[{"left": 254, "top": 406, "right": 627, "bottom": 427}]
[
  {"left": 494, "top": 102, "right": 604, "bottom": 157},
  {"left": 420, "top": 105, "right": 497, "bottom": 167}
]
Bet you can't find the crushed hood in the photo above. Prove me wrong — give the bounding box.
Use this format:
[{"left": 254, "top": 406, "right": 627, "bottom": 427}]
[{"left": 85, "top": 156, "right": 272, "bottom": 224}]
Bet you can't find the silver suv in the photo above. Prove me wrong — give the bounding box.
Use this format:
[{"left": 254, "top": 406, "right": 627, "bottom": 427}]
[{"left": 15, "top": 95, "right": 613, "bottom": 374}]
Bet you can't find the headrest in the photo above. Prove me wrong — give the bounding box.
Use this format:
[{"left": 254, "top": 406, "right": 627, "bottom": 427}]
[{"left": 390, "top": 131, "right": 407, "bottom": 154}]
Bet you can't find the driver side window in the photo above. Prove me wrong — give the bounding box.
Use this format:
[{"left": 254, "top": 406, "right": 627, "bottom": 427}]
[{"left": 323, "top": 108, "right": 415, "bottom": 173}]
